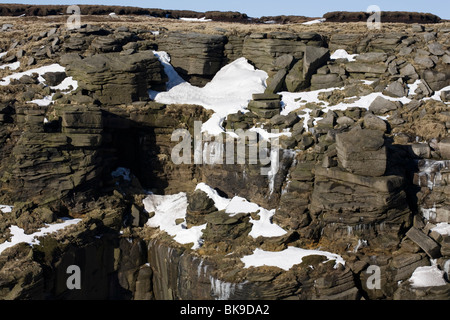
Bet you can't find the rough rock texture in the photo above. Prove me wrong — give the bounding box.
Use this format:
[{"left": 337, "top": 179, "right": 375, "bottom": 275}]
[
  {"left": 63, "top": 51, "right": 166, "bottom": 105},
  {"left": 1, "top": 18, "right": 450, "bottom": 301},
  {"left": 157, "top": 32, "right": 226, "bottom": 86},
  {"left": 336, "top": 128, "right": 387, "bottom": 177},
  {"left": 0, "top": 105, "right": 104, "bottom": 205}
]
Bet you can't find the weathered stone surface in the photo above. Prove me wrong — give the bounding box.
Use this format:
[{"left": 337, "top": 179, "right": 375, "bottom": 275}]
[
  {"left": 265, "top": 69, "right": 287, "bottom": 94},
  {"left": 336, "top": 128, "right": 387, "bottom": 177},
  {"left": 406, "top": 227, "right": 441, "bottom": 259},
  {"left": 64, "top": 51, "right": 166, "bottom": 105},
  {"left": 303, "top": 46, "right": 330, "bottom": 82},
  {"left": 0, "top": 105, "right": 105, "bottom": 204},
  {"left": 252, "top": 93, "right": 281, "bottom": 101},
  {"left": 311, "top": 165, "right": 410, "bottom": 244},
  {"left": 364, "top": 113, "right": 387, "bottom": 132},
  {"left": 285, "top": 60, "right": 305, "bottom": 92},
  {"left": 409, "top": 143, "right": 431, "bottom": 159},
  {"left": 427, "top": 42, "right": 445, "bottom": 56},
  {"left": 441, "top": 91, "right": 450, "bottom": 102},
  {"left": 186, "top": 189, "right": 217, "bottom": 227},
  {"left": 248, "top": 99, "right": 280, "bottom": 110},
  {"left": 383, "top": 81, "right": 408, "bottom": 98},
  {"left": 157, "top": 32, "right": 226, "bottom": 86},
  {"left": 438, "top": 137, "right": 450, "bottom": 159},
  {"left": 242, "top": 34, "right": 308, "bottom": 73},
  {"left": 345, "top": 62, "right": 387, "bottom": 74},
  {"left": 314, "top": 166, "right": 404, "bottom": 193},
  {"left": 414, "top": 55, "right": 435, "bottom": 68},
  {"left": 355, "top": 52, "right": 388, "bottom": 63},
  {"left": 203, "top": 211, "right": 251, "bottom": 242},
  {"left": 421, "top": 70, "right": 450, "bottom": 91},
  {"left": 369, "top": 96, "right": 400, "bottom": 115},
  {"left": 310, "top": 73, "right": 343, "bottom": 90}
]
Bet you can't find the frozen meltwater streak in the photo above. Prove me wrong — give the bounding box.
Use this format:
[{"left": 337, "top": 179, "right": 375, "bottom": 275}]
[
  {"left": 417, "top": 160, "right": 450, "bottom": 190},
  {"left": 210, "top": 276, "right": 243, "bottom": 300},
  {"left": 416, "top": 160, "right": 450, "bottom": 222}
]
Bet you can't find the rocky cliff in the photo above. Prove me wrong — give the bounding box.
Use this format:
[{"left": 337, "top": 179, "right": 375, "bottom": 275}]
[{"left": 0, "top": 15, "right": 449, "bottom": 300}]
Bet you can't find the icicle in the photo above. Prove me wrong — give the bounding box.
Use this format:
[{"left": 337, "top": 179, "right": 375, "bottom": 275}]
[{"left": 210, "top": 276, "right": 236, "bottom": 300}]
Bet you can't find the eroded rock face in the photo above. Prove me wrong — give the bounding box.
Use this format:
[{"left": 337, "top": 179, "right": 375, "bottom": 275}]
[
  {"left": 1, "top": 20, "right": 450, "bottom": 301},
  {"left": 0, "top": 105, "right": 104, "bottom": 205},
  {"left": 157, "top": 32, "right": 227, "bottom": 86},
  {"left": 336, "top": 128, "right": 387, "bottom": 177},
  {"left": 63, "top": 51, "right": 167, "bottom": 105},
  {"left": 310, "top": 166, "right": 411, "bottom": 245}
]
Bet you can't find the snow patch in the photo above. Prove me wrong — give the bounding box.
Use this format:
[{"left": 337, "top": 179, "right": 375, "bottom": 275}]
[
  {"left": 28, "top": 95, "right": 54, "bottom": 107},
  {"left": 0, "top": 219, "right": 82, "bottom": 255},
  {"left": 225, "top": 196, "right": 260, "bottom": 216},
  {"left": 280, "top": 89, "right": 412, "bottom": 131},
  {"left": 195, "top": 183, "right": 287, "bottom": 238},
  {"left": 180, "top": 17, "right": 212, "bottom": 22},
  {"left": 150, "top": 51, "right": 268, "bottom": 135},
  {"left": 0, "top": 61, "right": 20, "bottom": 71},
  {"left": 27, "top": 75, "right": 78, "bottom": 107},
  {"left": 249, "top": 126, "right": 292, "bottom": 140},
  {"left": 431, "top": 223, "right": 450, "bottom": 236},
  {"left": 0, "top": 205, "right": 13, "bottom": 213},
  {"left": 241, "top": 247, "right": 345, "bottom": 271},
  {"left": 409, "top": 264, "right": 447, "bottom": 288},
  {"left": 0, "top": 63, "right": 66, "bottom": 86},
  {"left": 407, "top": 79, "right": 422, "bottom": 96},
  {"left": 51, "top": 76, "right": 78, "bottom": 91},
  {"left": 330, "top": 49, "right": 358, "bottom": 62},
  {"left": 426, "top": 85, "right": 450, "bottom": 104},
  {"left": 144, "top": 192, "right": 206, "bottom": 250},
  {"left": 0, "top": 64, "right": 80, "bottom": 106},
  {"left": 302, "top": 18, "right": 326, "bottom": 25}
]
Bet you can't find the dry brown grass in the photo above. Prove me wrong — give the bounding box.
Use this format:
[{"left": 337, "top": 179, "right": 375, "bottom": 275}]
[{"left": 0, "top": 15, "right": 449, "bottom": 39}]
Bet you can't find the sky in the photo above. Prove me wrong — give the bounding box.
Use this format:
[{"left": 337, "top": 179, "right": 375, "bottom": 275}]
[{"left": 0, "top": 0, "right": 449, "bottom": 19}]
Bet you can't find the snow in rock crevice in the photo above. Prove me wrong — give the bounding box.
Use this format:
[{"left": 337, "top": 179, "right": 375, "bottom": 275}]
[
  {"left": 0, "top": 218, "right": 82, "bottom": 255},
  {"left": 150, "top": 51, "right": 268, "bottom": 136}
]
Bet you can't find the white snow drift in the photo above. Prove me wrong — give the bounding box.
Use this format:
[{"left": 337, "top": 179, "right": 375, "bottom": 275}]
[
  {"left": 144, "top": 192, "right": 206, "bottom": 250},
  {"left": 143, "top": 182, "right": 287, "bottom": 250},
  {"left": 0, "top": 63, "right": 78, "bottom": 106},
  {"left": 241, "top": 247, "right": 345, "bottom": 271},
  {"left": 150, "top": 51, "right": 268, "bottom": 135},
  {"left": 0, "top": 218, "right": 82, "bottom": 255},
  {"left": 409, "top": 264, "right": 447, "bottom": 288}
]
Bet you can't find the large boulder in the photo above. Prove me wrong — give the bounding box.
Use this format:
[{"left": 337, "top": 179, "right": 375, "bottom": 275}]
[
  {"left": 310, "top": 165, "right": 411, "bottom": 245},
  {"left": 157, "top": 32, "right": 226, "bottom": 86},
  {"left": 303, "top": 46, "right": 330, "bottom": 81},
  {"left": 421, "top": 70, "right": 450, "bottom": 91},
  {"left": 64, "top": 51, "right": 166, "bottom": 105},
  {"left": 336, "top": 128, "right": 387, "bottom": 177},
  {"left": 369, "top": 96, "right": 400, "bottom": 115}
]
